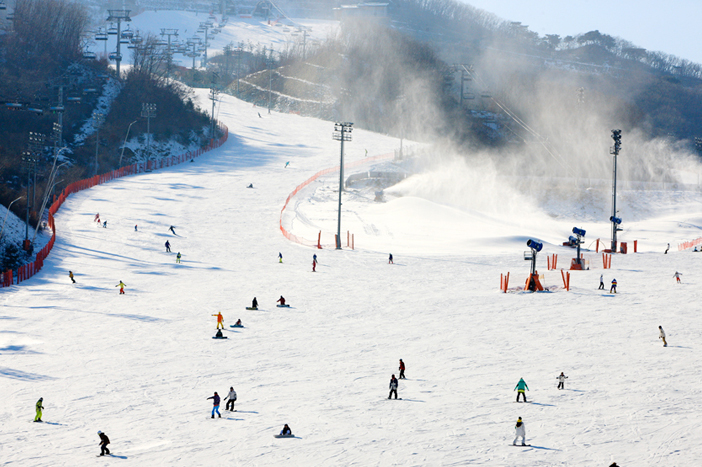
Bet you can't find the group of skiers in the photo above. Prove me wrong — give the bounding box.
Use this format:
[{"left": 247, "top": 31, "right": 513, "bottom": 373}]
[
  {"left": 598, "top": 274, "right": 617, "bottom": 293},
  {"left": 207, "top": 387, "right": 238, "bottom": 418},
  {"left": 388, "top": 360, "right": 406, "bottom": 399}
]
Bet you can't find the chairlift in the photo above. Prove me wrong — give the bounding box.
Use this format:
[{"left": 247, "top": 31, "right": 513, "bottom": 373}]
[
  {"left": 108, "top": 52, "right": 122, "bottom": 61},
  {"left": 463, "top": 92, "right": 475, "bottom": 100},
  {"left": 107, "top": 23, "right": 118, "bottom": 35},
  {"left": 49, "top": 105, "right": 65, "bottom": 113},
  {"left": 131, "top": 34, "right": 143, "bottom": 44},
  {"left": 83, "top": 51, "right": 97, "bottom": 59},
  {"left": 127, "top": 43, "right": 137, "bottom": 49},
  {"left": 66, "top": 96, "right": 82, "bottom": 104},
  {"left": 120, "top": 38, "right": 130, "bottom": 44},
  {"left": 95, "top": 30, "right": 108, "bottom": 41},
  {"left": 6, "top": 12, "right": 14, "bottom": 20},
  {"left": 27, "top": 107, "right": 43, "bottom": 115},
  {"left": 156, "top": 40, "right": 167, "bottom": 46},
  {"left": 0, "top": 2, "right": 7, "bottom": 10},
  {"left": 121, "top": 27, "right": 134, "bottom": 40},
  {"left": 480, "top": 92, "right": 492, "bottom": 98},
  {"left": 5, "top": 102, "right": 23, "bottom": 109},
  {"left": 82, "top": 88, "right": 98, "bottom": 94}
]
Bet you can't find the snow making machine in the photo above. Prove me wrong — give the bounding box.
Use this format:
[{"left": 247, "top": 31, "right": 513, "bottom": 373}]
[
  {"left": 524, "top": 239, "right": 544, "bottom": 292},
  {"left": 569, "top": 227, "right": 587, "bottom": 270}
]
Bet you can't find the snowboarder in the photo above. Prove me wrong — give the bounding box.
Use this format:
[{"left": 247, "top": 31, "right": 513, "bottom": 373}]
[
  {"left": 277, "top": 296, "right": 286, "bottom": 306},
  {"left": 34, "top": 397, "right": 43, "bottom": 422},
  {"left": 213, "top": 312, "right": 224, "bottom": 329},
  {"left": 280, "top": 424, "right": 292, "bottom": 435},
  {"left": 165, "top": 240, "right": 171, "bottom": 252},
  {"left": 176, "top": 252, "right": 181, "bottom": 263},
  {"left": 285, "top": 161, "right": 290, "bottom": 168},
  {"left": 665, "top": 243, "right": 670, "bottom": 254},
  {"left": 278, "top": 252, "right": 283, "bottom": 263},
  {"left": 224, "top": 387, "right": 237, "bottom": 411},
  {"left": 235, "top": 319, "right": 242, "bottom": 326},
  {"left": 258, "top": 112, "right": 262, "bottom": 118},
  {"left": 207, "top": 392, "right": 221, "bottom": 418},
  {"left": 513, "top": 417, "right": 526, "bottom": 446},
  {"left": 247, "top": 183, "right": 253, "bottom": 188},
  {"left": 388, "top": 374, "right": 399, "bottom": 399},
  {"left": 98, "top": 431, "right": 110, "bottom": 456},
  {"left": 609, "top": 278, "right": 617, "bottom": 294},
  {"left": 102, "top": 220, "right": 107, "bottom": 228},
  {"left": 514, "top": 378, "right": 529, "bottom": 402},
  {"left": 659, "top": 325, "right": 667, "bottom": 347},
  {"left": 116, "top": 281, "right": 126, "bottom": 294},
  {"left": 169, "top": 225, "right": 176, "bottom": 235},
  {"left": 598, "top": 274, "right": 604, "bottom": 290},
  {"left": 388, "top": 253, "right": 393, "bottom": 264},
  {"left": 398, "top": 359, "right": 406, "bottom": 379},
  {"left": 94, "top": 213, "right": 100, "bottom": 222},
  {"left": 69, "top": 271, "right": 75, "bottom": 284},
  {"left": 251, "top": 297, "right": 258, "bottom": 309},
  {"left": 134, "top": 225, "right": 137, "bottom": 232},
  {"left": 215, "top": 329, "right": 224, "bottom": 338},
  {"left": 557, "top": 372, "right": 568, "bottom": 389},
  {"left": 674, "top": 271, "right": 682, "bottom": 283}
]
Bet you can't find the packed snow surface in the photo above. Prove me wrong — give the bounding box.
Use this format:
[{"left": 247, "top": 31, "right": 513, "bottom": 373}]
[{"left": 2, "top": 91, "right": 702, "bottom": 466}]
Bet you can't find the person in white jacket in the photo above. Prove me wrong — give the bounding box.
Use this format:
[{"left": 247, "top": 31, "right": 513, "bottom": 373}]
[
  {"left": 557, "top": 372, "right": 568, "bottom": 390},
  {"left": 659, "top": 326, "right": 667, "bottom": 347},
  {"left": 224, "top": 387, "right": 237, "bottom": 411},
  {"left": 513, "top": 417, "right": 526, "bottom": 446}
]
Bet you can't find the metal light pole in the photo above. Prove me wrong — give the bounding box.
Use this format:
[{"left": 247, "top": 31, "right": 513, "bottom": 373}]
[
  {"left": 0, "top": 196, "right": 24, "bottom": 243},
  {"left": 120, "top": 120, "right": 138, "bottom": 167},
  {"left": 21, "top": 152, "right": 36, "bottom": 242},
  {"left": 610, "top": 129, "right": 622, "bottom": 251},
  {"left": 141, "top": 103, "right": 157, "bottom": 160},
  {"left": 266, "top": 52, "right": 274, "bottom": 114},
  {"left": 209, "top": 73, "right": 219, "bottom": 140},
  {"left": 92, "top": 112, "right": 103, "bottom": 176},
  {"left": 332, "top": 122, "right": 353, "bottom": 249}
]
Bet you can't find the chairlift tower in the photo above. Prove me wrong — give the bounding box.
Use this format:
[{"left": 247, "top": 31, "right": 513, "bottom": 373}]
[
  {"left": 106, "top": 10, "right": 132, "bottom": 78},
  {"left": 209, "top": 73, "right": 219, "bottom": 139},
  {"left": 160, "top": 28, "right": 179, "bottom": 79},
  {"left": 610, "top": 129, "right": 623, "bottom": 252},
  {"left": 332, "top": 122, "right": 353, "bottom": 249},
  {"left": 198, "top": 22, "right": 211, "bottom": 68},
  {"left": 265, "top": 52, "right": 274, "bottom": 114}
]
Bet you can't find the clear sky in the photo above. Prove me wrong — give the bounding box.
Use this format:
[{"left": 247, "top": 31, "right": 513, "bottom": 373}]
[{"left": 464, "top": 1, "right": 702, "bottom": 64}]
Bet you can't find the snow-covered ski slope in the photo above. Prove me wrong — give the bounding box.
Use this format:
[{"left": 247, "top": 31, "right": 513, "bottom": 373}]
[{"left": 3, "top": 90, "right": 702, "bottom": 466}]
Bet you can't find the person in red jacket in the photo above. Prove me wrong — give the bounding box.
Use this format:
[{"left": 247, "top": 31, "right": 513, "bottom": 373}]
[
  {"left": 398, "top": 359, "right": 406, "bottom": 379},
  {"left": 212, "top": 312, "right": 224, "bottom": 329}
]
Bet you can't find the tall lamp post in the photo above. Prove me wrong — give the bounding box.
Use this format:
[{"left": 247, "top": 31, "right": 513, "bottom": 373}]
[
  {"left": 120, "top": 120, "right": 138, "bottom": 167},
  {"left": 332, "top": 122, "right": 353, "bottom": 249},
  {"left": 141, "top": 103, "right": 157, "bottom": 160},
  {"left": 93, "top": 112, "right": 104, "bottom": 176},
  {"left": 610, "top": 129, "right": 622, "bottom": 252}
]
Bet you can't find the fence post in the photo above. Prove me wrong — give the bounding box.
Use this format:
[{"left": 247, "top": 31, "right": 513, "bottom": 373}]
[
  {"left": 352, "top": 234, "right": 354, "bottom": 250},
  {"left": 317, "top": 231, "right": 322, "bottom": 249}
]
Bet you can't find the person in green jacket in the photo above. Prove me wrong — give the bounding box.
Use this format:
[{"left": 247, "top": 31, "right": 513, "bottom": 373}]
[
  {"left": 34, "top": 397, "right": 44, "bottom": 422},
  {"left": 514, "top": 378, "right": 529, "bottom": 402}
]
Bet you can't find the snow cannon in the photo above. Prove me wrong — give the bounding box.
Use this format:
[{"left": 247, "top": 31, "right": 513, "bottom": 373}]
[
  {"left": 570, "top": 227, "right": 587, "bottom": 270},
  {"left": 524, "top": 239, "right": 544, "bottom": 292}
]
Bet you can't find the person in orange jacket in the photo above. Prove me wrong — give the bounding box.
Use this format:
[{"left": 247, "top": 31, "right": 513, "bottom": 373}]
[{"left": 213, "top": 312, "right": 224, "bottom": 329}]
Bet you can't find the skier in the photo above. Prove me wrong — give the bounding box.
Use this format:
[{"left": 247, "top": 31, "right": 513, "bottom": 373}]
[
  {"left": 598, "top": 274, "right": 604, "bottom": 290},
  {"left": 134, "top": 225, "right": 137, "bottom": 232},
  {"left": 69, "top": 271, "right": 75, "bottom": 284},
  {"left": 312, "top": 258, "right": 316, "bottom": 272},
  {"left": 102, "top": 220, "right": 107, "bottom": 228},
  {"left": 224, "top": 386, "right": 237, "bottom": 411},
  {"left": 673, "top": 271, "right": 682, "bottom": 283},
  {"left": 98, "top": 431, "right": 110, "bottom": 456},
  {"left": 398, "top": 359, "right": 406, "bottom": 379},
  {"left": 513, "top": 417, "right": 526, "bottom": 446},
  {"left": 258, "top": 112, "right": 262, "bottom": 118},
  {"left": 609, "top": 278, "right": 617, "bottom": 294},
  {"left": 169, "top": 226, "right": 176, "bottom": 235},
  {"left": 313, "top": 253, "right": 317, "bottom": 263},
  {"left": 165, "top": 240, "right": 171, "bottom": 252},
  {"left": 116, "top": 281, "right": 126, "bottom": 294},
  {"left": 251, "top": 297, "right": 258, "bottom": 309},
  {"left": 557, "top": 372, "right": 568, "bottom": 389},
  {"left": 34, "top": 397, "right": 43, "bottom": 422},
  {"left": 176, "top": 252, "right": 181, "bottom": 263},
  {"left": 277, "top": 296, "right": 286, "bottom": 306},
  {"left": 659, "top": 325, "right": 667, "bottom": 347},
  {"left": 285, "top": 161, "right": 290, "bottom": 168},
  {"left": 665, "top": 243, "right": 670, "bottom": 254},
  {"left": 280, "top": 424, "right": 292, "bottom": 435},
  {"left": 388, "top": 253, "right": 393, "bottom": 264},
  {"left": 514, "top": 377, "right": 529, "bottom": 402},
  {"left": 278, "top": 252, "right": 283, "bottom": 263},
  {"left": 388, "top": 374, "right": 399, "bottom": 399},
  {"left": 207, "top": 392, "right": 221, "bottom": 418},
  {"left": 94, "top": 213, "right": 100, "bottom": 222},
  {"left": 213, "top": 312, "right": 224, "bottom": 329}
]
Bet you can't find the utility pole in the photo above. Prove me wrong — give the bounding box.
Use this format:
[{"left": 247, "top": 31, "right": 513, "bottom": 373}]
[
  {"left": 92, "top": 112, "right": 104, "bottom": 176},
  {"left": 160, "top": 28, "right": 179, "bottom": 79},
  {"left": 106, "top": 10, "right": 131, "bottom": 78},
  {"left": 209, "top": 73, "right": 219, "bottom": 140},
  {"left": 141, "top": 103, "right": 157, "bottom": 160},
  {"left": 332, "top": 122, "right": 353, "bottom": 250},
  {"left": 265, "top": 51, "right": 274, "bottom": 114},
  {"left": 610, "top": 129, "right": 622, "bottom": 252}
]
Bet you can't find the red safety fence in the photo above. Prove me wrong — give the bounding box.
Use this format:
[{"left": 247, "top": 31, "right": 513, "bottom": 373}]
[
  {"left": 279, "top": 152, "right": 394, "bottom": 248},
  {"left": 1, "top": 125, "right": 228, "bottom": 288},
  {"left": 678, "top": 237, "right": 702, "bottom": 251}
]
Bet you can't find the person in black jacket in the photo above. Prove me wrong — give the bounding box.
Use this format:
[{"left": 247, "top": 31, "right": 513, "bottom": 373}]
[
  {"left": 252, "top": 297, "right": 258, "bottom": 309},
  {"left": 98, "top": 431, "right": 110, "bottom": 456},
  {"left": 388, "top": 374, "right": 398, "bottom": 399}
]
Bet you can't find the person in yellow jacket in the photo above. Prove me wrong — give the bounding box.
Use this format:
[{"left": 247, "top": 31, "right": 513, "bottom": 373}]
[
  {"left": 34, "top": 397, "right": 44, "bottom": 422},
  {"left": 213, "top": 312, "right": 224, "bottom": 329},
  {"left": 176, "top": 252, "right": 182, "bottom": 263},
  {"left": 116, "top": 281, "right": 126, "bottom": 294}
]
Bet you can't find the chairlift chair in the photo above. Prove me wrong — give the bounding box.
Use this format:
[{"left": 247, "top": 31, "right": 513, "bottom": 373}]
[
  {"left": 121, "top": 27, "right": 134, "bottom": 40},
  {"left": 66, "top": 96, "right": 82, "bottom": 104},
  {"left": 107, "top": 23, "right": 118, "bottom": 35},
  {"left": 95, "top": 30, "right": 108, "bottom": 41},
  {"left": 83, "top": 51, "right": 97, "bottom": 59},
  {"left": 0, "top": 2, "right": 7, "bottom": 10}
]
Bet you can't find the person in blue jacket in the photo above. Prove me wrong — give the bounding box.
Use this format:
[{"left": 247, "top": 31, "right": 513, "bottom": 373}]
[
  {"left": 514, "top": 378, "right": 529, "bottom": 402},
  {"left": 207, "top": 392, "right": 221, "bottom": 418}
]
